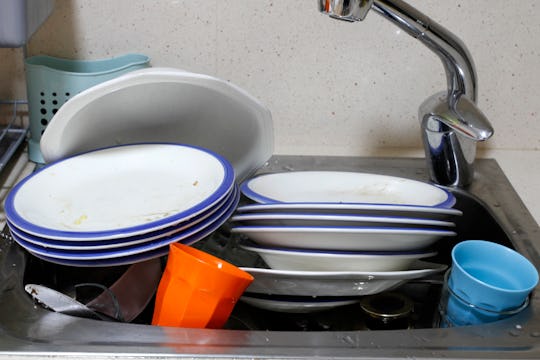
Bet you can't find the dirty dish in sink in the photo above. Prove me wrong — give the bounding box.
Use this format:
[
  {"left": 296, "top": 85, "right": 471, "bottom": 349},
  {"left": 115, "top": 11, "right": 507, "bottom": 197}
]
[
  {"left": 8, "top": 185, "right": 238, "bottom": 250},
  {"left": 240, "top": 171, "right": 455, "bottom": 208},
  {"left": 5, "top": 143, "right": 235, "bottom": 240},
  {"left": 240, "top": 261, "right": 448, "bottom": 296},
  {"left": 239, "top": 240, "right": 437, "bottom": 272},
  {"left": 231, "top": 225, "right": 455, "bottom": 251},
  {"left": 240, "top": 293, "right": 361, "bottom": 313},
  {"left": 40, "top": 67, "right": 273, "bottom": 182},
  {"left": 7, "top": 184, "right": 239, "bottom": 266},
  {"left": 235, "top": 203, "right": 462, "bottom": 220},
  {"left": 231, "top": 212, "right": 455, "bottom": 229}
]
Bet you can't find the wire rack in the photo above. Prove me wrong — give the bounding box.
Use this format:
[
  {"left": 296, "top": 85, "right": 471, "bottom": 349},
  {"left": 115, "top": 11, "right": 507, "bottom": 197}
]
[{"left": 0, "top": 99, "right": 28, "bottom": 174}]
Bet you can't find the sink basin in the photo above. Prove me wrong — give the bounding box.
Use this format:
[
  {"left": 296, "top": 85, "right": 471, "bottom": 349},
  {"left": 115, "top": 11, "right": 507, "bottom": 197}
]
[{"left": 0, "top": 155, "right": 539, "bottom": 359}]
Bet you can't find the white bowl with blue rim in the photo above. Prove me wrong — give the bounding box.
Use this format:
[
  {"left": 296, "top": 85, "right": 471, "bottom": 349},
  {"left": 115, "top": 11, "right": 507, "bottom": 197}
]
[
  {"left": 5, "top": 143, "right": 235, "bottom": 241},
  {"left": 231, "top": 212, "right": 455, "bottom": 229},
  {"left": 239, "top": 240, "right": 437, "bottom": 272},
  {"left": 231, "top": 225, "right": 455, "bottom": 252},
  {"left": 240, "top": 171, "right": 455, "bottom": 208},
  {"left": 235, "top": 202, "right": 462, "bottom": 221}
]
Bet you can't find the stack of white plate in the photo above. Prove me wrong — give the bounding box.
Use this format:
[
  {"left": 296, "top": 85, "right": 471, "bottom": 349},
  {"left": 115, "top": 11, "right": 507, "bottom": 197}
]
[
  {"left": 5, "top": 143, "right": 239, "bottom": 267},
  {"left": 230, "top": 171, "right": 456, "bottom": 311}
]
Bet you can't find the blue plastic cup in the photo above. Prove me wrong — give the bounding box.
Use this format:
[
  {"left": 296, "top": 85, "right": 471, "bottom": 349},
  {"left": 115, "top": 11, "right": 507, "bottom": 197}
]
[
  {"left": 438, "top": 240, "right": 538, "bottom": 326},
  {"left": 449, "top": 240, "right": 538, "bottom": 313},
  {"left": 439, "top": 269, "right": 530, "bottom": 327}
]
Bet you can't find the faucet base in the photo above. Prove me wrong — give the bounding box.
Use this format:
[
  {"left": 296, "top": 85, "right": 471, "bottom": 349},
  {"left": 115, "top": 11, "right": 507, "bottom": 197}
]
[{"left": 420, "top": 92, "right": 479, "bottom": 187}]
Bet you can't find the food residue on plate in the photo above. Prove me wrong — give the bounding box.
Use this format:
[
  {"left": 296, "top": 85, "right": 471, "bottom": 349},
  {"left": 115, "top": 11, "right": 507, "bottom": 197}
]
[{"left": 73, "top": 214, "right": 88, "bottom": 225}]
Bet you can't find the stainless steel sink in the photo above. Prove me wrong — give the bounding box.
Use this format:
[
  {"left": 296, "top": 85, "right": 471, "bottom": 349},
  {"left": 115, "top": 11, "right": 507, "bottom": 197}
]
[{"left": 0, "top": 155, "right": 539, "bottom": 359}]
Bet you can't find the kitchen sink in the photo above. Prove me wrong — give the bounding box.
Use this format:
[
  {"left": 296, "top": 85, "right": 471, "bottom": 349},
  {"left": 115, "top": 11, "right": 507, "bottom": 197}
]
[{"left": 0, "top": 155, "right": 539, "bottom": 359}]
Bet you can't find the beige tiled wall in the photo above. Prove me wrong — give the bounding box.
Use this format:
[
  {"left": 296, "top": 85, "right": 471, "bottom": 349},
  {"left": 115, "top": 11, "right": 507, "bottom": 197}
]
[{"left": 1, "top": 0, "right": 539, "bottom": 156}]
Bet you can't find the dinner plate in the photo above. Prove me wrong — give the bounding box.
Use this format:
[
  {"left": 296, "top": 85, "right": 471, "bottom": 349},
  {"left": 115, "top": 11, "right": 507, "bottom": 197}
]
[
  {"left": 231, "top": 225, "right": 456, "bottom": 251},
  {"left": 6, "top": 143, "right": 235, "bottom": 240},
  {"left": 11, "top": 182, "right": 240, "bottom": 264},
  {"left": 239, "top": 241, "right": 437, "bottom": 272},
  {"left": 29, "top": 246, "right": 170, "bottom": 268},
  {"left": 240, "top": 294, "right": 361, "bottom": 313},
  {"left": 231, "top": 212, "right": 455, "bottom": 229},
  {"left": 241, "top": 171, "right": 455, "bottom": 208},
  {"left": 235, "top": 203, "right": 462, "bottom": 220},
  {"left": 40, "top": 67, "right": 273, "bottom": 182},
  {"left": 241, "top": 261, "right": 447, "bottom": 296},
  {"left": 8, "top": 186, "right": 238, "bottom": 250}
]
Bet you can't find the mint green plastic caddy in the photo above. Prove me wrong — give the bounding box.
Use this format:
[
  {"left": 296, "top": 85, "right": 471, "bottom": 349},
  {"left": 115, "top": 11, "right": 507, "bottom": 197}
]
[{"left": 24, "top": 53, "right": 150, "bottom": 163}]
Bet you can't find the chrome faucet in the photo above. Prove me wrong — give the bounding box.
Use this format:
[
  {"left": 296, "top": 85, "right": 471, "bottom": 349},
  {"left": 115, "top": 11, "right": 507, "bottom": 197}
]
[{"left": 319, "top": 0, "right": 494, "bottom": 187}]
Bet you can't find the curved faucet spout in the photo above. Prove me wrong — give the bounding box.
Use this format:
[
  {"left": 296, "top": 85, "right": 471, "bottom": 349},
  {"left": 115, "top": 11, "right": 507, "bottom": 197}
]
[
  {"left": 319, "top": 0, "right": 494, "bottom": 186},
  {"left": 371, "top": 0, "right": 477, "bottom": 103}
]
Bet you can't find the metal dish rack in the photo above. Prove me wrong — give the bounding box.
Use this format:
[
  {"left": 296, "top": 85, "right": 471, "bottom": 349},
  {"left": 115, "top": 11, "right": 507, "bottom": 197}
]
[{"left": 0, "top": 100, "right": 28, "bottom": 174}]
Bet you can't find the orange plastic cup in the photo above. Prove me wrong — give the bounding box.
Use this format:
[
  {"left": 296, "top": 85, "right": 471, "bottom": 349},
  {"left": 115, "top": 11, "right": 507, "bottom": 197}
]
[{"left": 152, "top": 243, "right": 254, "bottom": 328}]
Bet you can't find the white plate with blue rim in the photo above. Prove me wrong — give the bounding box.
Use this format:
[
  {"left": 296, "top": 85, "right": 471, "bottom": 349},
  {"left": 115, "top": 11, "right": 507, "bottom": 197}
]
[
  {"left": 234, "top": 203, "right": 462, "bottom": 221},
  {"left": 241, "top": 171, "right": 455, "bottom": 208},
  {"left": 231, "top": 212, "right": 455, "bottom": 229},
  {"left": 241, "top": 261, "right": 448, "bottom": 296},
  {"left": 11, "top": 184, "right": 240, "bottom": 266},
  {"left": 6, "top": 143, "right": 235, "bottom": 241},
  {"left": 231, "top": 225, "right": 455, "bottom": 252},
  {"left": 239, "top": 240, "right": 437, "bottom": 272},
  {"left": 8, "top": 185, "right": 238, "bottom": 250}
]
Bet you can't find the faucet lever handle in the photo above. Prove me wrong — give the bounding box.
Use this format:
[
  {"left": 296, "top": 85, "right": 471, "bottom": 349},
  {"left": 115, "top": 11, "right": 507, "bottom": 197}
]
[
  {"left": 420, "top": 92, "right": 494, "bottom": 187},
  {"left": 451, "top": 95, "right": 494, "bottom": 141},
  {"left": 421, "top": 92, "right": 494, "bottom": 142}
]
